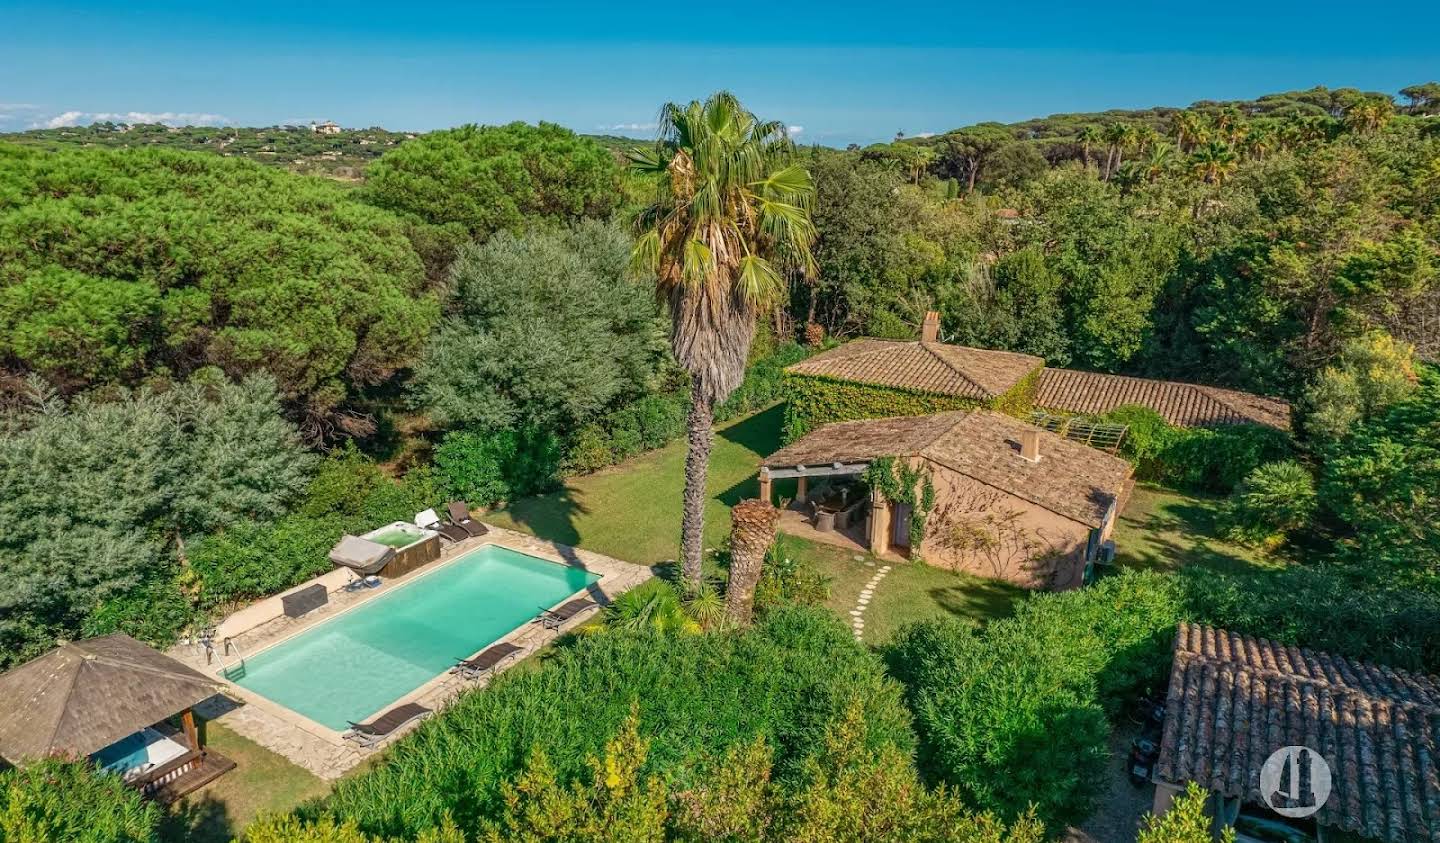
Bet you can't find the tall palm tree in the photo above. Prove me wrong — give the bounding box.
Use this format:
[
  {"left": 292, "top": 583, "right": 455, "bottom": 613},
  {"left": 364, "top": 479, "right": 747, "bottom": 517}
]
[
  {"left": 1133, "top": 124, "right": 1163, "bottom": 154},
  {"left": 1078, "top": 125, "right": 1101, "bottom": 170},
  {"left": 1172, "top": 111, "right": 1208, "bottom": 154},
  {"left": 1141, "top": 145, "right": 1173, "bottom": 182},
  {"left": 1241, "top": 123, "right": 1273, "bottom": 160},
  {"left": 1344, "top": 97, "right": 1395, "bottom": 135},
  {"left": 629, "top": 92, "right": 817, "bottom": 592},
  {"left": 1189, "top": 141, "right": 1238, "bottom": 186},
  {"left": 1102, "top": 122, "right": 1133, "bottom": 180}
]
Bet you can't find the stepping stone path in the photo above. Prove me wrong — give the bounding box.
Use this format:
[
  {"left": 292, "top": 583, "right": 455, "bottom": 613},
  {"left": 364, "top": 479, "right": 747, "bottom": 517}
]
[{"left": 851, "top": 563, "right": 891, "bottom": 641}]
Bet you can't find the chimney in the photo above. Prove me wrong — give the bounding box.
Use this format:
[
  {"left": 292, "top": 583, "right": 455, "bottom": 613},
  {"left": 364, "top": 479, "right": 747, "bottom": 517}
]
[
  {"left": 1020, "top": 430, "right": 1041, "bottom": 463},
  {"left": 920, "top": 311, "right": 941, "bottom": 343}
]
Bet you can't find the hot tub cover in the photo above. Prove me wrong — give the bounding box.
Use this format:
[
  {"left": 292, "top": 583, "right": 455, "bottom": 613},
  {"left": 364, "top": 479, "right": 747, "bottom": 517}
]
[{"left": 328, "top": 535, "right": 395, "bottom": 576}]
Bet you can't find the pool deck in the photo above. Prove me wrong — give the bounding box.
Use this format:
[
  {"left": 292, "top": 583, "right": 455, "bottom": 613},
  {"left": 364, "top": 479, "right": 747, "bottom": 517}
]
[{"left": 168, "top": 524, "right": 653, "bottom": 780}]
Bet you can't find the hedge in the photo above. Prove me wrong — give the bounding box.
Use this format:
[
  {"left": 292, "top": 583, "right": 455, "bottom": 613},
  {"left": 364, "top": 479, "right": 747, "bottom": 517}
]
[
  {"left": 308, "top": 606, "right": 914, "bottom": 838},
  {"left": 1101, "top": 405, "right": 1293, "bottom": 493},
  {"left": 886, "top": 570, "right": 1183, "bottom": 830},
  {"left": 0, "top": 757, "right": 159, "bottom": 842}
]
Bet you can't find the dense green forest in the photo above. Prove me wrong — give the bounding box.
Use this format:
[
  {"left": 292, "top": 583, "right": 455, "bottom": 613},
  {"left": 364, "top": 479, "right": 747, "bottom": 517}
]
[
  {"left": 1, "top": 81, "right": 1437, "bottom": 668},
  {"left": 1, "top": 81, "right": 1438, "bottom": 843}
]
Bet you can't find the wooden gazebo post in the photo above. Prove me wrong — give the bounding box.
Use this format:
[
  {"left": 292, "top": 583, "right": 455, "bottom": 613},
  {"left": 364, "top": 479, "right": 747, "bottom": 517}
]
[{"left": 180, "top": 709, "right": 199, "bottom": 751}]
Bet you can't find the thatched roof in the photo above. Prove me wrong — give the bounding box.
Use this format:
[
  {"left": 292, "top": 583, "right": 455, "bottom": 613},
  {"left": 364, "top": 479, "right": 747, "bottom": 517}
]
[
  {"left": 786, "top": 338, "right": 1043, "bottom": 400},
  {"left": 1158, "top": 623, "right": 1440, "bottom": 842},
  {"left": 1036, "top": 368, "right": 1291, "bottom": 430},
  {"left": 765, "top": 410, "right": 1132, "bottom": 528},
  {"left": 0, "top": 634, "right": 219, "bottom": 763}
]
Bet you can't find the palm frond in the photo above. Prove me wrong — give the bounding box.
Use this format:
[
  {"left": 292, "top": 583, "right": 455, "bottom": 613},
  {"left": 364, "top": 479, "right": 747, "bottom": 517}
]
[{"left": 735, "top": 254, "right": 783, "bottom": 309}]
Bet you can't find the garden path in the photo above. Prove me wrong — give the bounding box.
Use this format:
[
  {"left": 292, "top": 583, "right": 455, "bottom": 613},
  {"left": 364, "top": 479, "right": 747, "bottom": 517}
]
[{"left": 847, "top": 558, "right": 892, "bottom": 641}]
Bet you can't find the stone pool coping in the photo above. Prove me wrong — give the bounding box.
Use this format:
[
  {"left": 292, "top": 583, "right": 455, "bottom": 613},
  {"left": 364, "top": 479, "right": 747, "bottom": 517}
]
[{"left": 169, "top": 525, "right": 653, "bottom": 779}]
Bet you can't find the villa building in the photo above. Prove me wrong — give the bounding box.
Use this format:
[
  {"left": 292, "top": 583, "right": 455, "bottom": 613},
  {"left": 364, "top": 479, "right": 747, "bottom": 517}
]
[{"left": 760, "top": 409, "right": 1133, "bottom": 589}]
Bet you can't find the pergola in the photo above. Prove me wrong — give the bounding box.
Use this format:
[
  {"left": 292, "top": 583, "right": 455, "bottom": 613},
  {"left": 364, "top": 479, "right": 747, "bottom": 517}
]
[{"left": 0, "top": 633, "right": 234, "bottom": 801}]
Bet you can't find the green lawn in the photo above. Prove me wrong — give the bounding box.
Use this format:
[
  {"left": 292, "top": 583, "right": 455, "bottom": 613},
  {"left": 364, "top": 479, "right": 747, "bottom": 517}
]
[
  {"left": 157, "top": 721, "right": 330, "bottom": 843},
  {"left": 489, "top": 404, "right": 1023, "bottom": 645},
  {"left": 488, "top": 404, "right": 789, "bottom": 565},
  {"left": 1111, "top": 484, "right": 1280, "bottom": 575}
]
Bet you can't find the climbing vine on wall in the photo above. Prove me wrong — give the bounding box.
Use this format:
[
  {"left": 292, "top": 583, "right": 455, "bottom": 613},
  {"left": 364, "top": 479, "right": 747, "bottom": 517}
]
[
  {"left": 782, "top": 369, "right": 1040, "bottom": 442},
  {"left": 861, "top": 456, "right": 937, "bottom": 552},
  {"left": 783, "top": 376, "right": 978, "bottom": 441}
]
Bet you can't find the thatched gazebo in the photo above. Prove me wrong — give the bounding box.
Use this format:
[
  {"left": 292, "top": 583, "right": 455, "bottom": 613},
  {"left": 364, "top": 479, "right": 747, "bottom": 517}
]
[{"left": 0, "top": 633, "right": 234, "bottom": 801}]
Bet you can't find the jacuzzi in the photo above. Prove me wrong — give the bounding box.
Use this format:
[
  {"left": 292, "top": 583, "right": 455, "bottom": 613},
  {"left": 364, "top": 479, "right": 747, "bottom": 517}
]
[
  {"left": 360, "top": 522, "right": 442, "bottom": 577},
  {"left": 91, "top": 727, "right": 191, "bottom": 781}
]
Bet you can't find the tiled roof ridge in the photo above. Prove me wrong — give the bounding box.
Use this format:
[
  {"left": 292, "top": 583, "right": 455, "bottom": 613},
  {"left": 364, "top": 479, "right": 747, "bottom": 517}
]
[
  {"left": 1175, "top": 622, "right": 1440, "bottom": 711},
  {"left": 919, "top": 341, "right": 990, "bottom": 398}
]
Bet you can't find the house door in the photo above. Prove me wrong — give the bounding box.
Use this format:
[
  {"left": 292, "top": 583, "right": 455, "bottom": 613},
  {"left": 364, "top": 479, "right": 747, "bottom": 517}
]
[{"left": 891, "top": 503, "right": 912, "bottom": 548}]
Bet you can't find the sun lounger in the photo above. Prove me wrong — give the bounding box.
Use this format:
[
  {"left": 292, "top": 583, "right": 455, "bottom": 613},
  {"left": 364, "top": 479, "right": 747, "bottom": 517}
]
[
  {"left": 450, "top": 641, "right": 523, "bottom": 680},
  {"left": 535, "top": 598, "right": 598, "bottom": 630},
  {"left": 343, "top": 702, "right": 433, "bottom": 748},
  {"left": 446, "top": 501, "right": 488, "bottom": 538},
  {"left": 416, "top": 508, "right": 469, "bottom": 543},
  {"left": 329, "top": 535, "right": 395, "bottom": 577}
]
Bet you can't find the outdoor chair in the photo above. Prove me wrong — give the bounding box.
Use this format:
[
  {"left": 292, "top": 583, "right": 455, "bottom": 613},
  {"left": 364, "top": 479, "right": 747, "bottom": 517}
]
[
  {"left": 416, "top": 508, "right": 469, "bottom": 543},
  {"left": 446, "top": 501, "right": 488, "bottom": 538},
  {"left": 535, "top": 598, "right": 598, "bottom": 630},
  {"left": 343, "top": 702, "right": 433, "bottom": 748},
  {"left": 450, "top": 642, "right": 524, "bottom": 680}
]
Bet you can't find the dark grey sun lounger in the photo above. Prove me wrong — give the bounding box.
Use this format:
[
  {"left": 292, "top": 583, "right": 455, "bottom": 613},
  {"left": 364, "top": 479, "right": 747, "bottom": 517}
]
[
  {"left": 446, "top": 501, "right": 488, "bottom": 538},
  {"left": 343, "top": 702, "right": 433, "bottom": 748},
  {"left": 535, "top": 598, "right": 599, "bottom": 630},
  {"left": 451, "top": 642, "right": 524, "bottom": 680}
]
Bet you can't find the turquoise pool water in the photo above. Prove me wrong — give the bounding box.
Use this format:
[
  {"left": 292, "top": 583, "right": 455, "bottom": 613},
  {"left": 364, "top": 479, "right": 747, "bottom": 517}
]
[{"left": 229, "top": 545, "right": 599, "bottom": 729}]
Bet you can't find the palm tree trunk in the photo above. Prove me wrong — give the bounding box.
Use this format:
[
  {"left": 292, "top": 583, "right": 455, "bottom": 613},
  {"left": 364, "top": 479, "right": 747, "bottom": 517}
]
[
  {"left": 679, "top": 390, "right": 715, "bottom": 593},
  {"left": 725, "top": 499, "right": 779, "bottom": 625}
]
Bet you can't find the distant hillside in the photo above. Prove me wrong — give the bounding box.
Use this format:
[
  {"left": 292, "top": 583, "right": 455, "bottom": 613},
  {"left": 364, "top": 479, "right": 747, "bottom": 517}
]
[
  {"left": 0, "top": 123, "right": 420, "bottom": 179},
  {"left": 0, "top": 122, "right": 648, "bottom": 179},
  {"left": 900, "top": 83, "right": 1433, "bottom": 152}
]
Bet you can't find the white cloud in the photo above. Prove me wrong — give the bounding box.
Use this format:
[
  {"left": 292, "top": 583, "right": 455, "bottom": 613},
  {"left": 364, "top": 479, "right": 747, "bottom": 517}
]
[
  {"left": 39, "top": 111, "right": 87, "bottom": 129},
  {"left": 31, "top": 110, "right": 231, "bottom": 129},
  {"left": 915, "top": 131, "right": 937, "bottom": 139},
  {"left": 599, "top": 122, "right": 657, "bottom": 133},
  {"left": 787, "top": 125, "right": 804, "bottom": 135}
]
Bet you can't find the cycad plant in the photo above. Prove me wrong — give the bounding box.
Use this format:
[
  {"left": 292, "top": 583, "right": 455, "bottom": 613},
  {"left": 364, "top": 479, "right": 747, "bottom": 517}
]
[{"left": 629, "top": 92, "right": 817, "bottom": 593}]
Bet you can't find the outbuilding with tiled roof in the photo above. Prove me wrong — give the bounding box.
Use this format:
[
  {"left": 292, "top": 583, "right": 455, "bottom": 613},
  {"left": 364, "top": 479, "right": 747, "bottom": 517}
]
[
  {"left": 784, "top": 312, "right": 1290, "bottom": 434},
  {"left": 1153, "top": 622, "right": 1440, "bottom": 841}
]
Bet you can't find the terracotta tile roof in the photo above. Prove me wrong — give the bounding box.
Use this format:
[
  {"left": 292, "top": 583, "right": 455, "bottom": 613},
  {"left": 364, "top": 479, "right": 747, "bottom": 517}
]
[
  {"left": 786, "top": 339, "right": 1043, "bottom": 400},
  {"left": 1157, "top": 623, "right": 1440, "bottom": 842},
  {"left": 785, "top": 338, "right": 1289, "bottom": 430},
  {"left": 1036, "top": 368, "right": 1291, "bottom": 430},
  {"left": 764, "top": 410, "right": 1132, "bottom": 528},
  {"left": 763, "top": 412, "right": 969, "bottom": 470}
]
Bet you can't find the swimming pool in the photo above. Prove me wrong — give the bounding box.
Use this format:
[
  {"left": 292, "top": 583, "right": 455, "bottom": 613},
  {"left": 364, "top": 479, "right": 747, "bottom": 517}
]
[{"left": 228, "top": 544, "right": 600, "bottom": 730}]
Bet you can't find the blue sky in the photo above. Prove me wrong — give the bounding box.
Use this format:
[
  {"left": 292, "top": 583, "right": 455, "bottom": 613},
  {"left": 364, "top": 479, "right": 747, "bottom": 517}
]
[{"left": 2, "top": 1, "right": 1436, "bottom": 146}]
